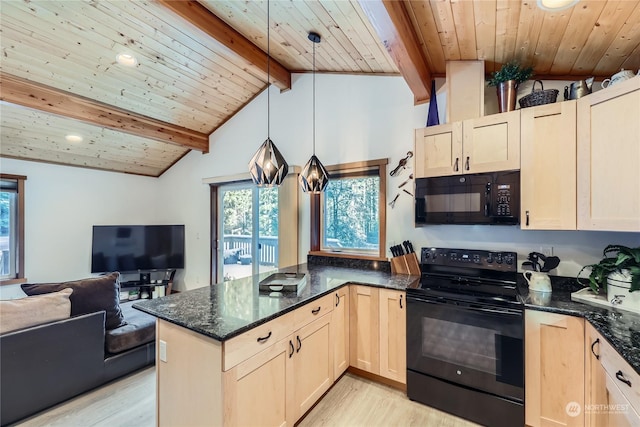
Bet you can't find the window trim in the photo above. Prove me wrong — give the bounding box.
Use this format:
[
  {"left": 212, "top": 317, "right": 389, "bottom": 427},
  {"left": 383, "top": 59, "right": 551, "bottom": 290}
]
[
  {"left": 309, "top": 158, "right": 387, "bottom": 261},
  {"left": 0, "top": 174, "right": 26, "bottom": 285}
]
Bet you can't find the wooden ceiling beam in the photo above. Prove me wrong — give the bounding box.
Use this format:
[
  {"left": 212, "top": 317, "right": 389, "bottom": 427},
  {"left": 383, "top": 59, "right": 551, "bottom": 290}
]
[
  {"left": 158, "top": 0, "right": 291, "bottom": 91},
  {"left": 358, "top": 0, "right": 432, "bottom": 105},
  {"left": 0, "top": 73, "right": 209, "bottom": 153}
]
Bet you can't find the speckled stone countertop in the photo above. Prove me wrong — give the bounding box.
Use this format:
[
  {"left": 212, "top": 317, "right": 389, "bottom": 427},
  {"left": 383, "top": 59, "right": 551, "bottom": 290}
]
[
  {"left": 133, "top": 263, "right": 419, "bottom": 342},
  {"left": 519, "top": 276, "right": 640, "bottom": 375}
]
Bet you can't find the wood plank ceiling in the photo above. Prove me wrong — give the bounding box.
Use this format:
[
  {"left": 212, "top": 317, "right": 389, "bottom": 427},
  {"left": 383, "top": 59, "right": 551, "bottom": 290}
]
[{"left": 1, "top": 0, "right": 639, "bottom": 177}]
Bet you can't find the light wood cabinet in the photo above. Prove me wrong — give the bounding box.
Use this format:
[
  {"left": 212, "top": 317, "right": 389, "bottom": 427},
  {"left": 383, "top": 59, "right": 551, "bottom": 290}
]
[
  {"left": 525, "top": 310, "right": 585, "bottom": 427},
  {"left": 379, "top": 289, "right": 406, "bottom": 384},
  {"left": 332, "top": 287, "right": 350, "bottom": 379},
  {"left": 224, "top": 337, "right": 292, "bottom": 427},
  {"left": 349, "top": 285, "right": 380, "bottom": 374},
  {"left": 585, "top": 323, "right": 640, "bottom": 427},
  {"left": 520, "top": 100, "right": 577, "bottom": 230},
  {"left": 415, "top": 110, "right": 520, "bottom": 178},
  {"left": 291, "top": 314, "right": 333, "bottom": 420},
  {"left": 577, "top": 77, "right": 640, "bottom": 231}
]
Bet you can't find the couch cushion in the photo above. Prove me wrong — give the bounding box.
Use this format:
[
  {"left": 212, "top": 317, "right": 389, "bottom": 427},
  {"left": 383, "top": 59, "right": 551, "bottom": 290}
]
[
  {"left": 0, "top": 288, "right": 73, "bottom": 335},
  {"left": 105, "top": 301, "right": 155, "bottom": 354},
  {"left": 21, "top": 272, "right": 125, "bottom": 330}
]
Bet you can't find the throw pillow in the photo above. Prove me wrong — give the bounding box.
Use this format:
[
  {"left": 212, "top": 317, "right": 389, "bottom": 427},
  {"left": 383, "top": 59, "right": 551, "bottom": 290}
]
[
  {"left": 21, "top": 272, "right": 125, "bottom": 330},
  {"left": 0, "top": 288, "right": 73, "bottom": 335}
]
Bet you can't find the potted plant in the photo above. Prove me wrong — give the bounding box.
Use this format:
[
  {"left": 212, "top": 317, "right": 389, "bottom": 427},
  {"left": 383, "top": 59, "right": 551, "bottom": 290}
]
[
  {"left": 577, "top": 245, "right": 640, "bottom": 296},
  {"left": 487, "top": 61, "right": 534, "bottom": 112}
]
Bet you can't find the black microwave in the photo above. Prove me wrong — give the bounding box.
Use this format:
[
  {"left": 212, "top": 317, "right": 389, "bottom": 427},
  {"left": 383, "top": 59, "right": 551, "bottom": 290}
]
[{"left": 415, "top": 170, "right": 520, "bottom": 225}]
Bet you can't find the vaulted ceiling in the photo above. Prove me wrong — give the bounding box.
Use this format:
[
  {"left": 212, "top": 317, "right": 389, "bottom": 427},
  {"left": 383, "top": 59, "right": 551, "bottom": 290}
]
[{"left": 1, "top": 0, "right": 639, "bottom": 177}]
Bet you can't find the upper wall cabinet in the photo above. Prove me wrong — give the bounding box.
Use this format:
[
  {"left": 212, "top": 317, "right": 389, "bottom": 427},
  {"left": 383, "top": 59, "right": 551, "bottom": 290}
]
[
  {"left": 520, "top": 101, "right": 577, "bottom": 230},
  {"left": 577, "top": 77, "right": 640, "bottom": 231},
  {"left": 415, "top": 110, "right": 520, "bottom": 178}
]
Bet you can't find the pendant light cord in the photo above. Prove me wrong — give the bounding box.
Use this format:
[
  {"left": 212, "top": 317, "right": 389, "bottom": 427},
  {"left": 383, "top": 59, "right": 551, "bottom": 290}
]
[
  {"left": 312, "top": 39, "right": 316, "bottom": 156},
  {"left": 267, "top": 0, "right": 271, "bottom": 138}
]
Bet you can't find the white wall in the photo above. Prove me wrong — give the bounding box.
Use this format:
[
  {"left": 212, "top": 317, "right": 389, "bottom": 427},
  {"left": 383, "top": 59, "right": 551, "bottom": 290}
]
[
  {"left": 2, "top": 73, "right": 637, "bottom": 296},
  {"left": 160, "top": 73, "right": 639, "bottom": 290},
  {"left": 0, "top": 158, "right": 161, "bottom": 298}
]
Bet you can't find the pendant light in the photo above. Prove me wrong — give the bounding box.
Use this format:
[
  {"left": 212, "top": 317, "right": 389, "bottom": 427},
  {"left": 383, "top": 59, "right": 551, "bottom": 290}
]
[
  {"left": 248, "top": 0, "right": 288, "bottom": 187},
  {"left": 299, "top": 32, "right": 329, "bottom": 193}
]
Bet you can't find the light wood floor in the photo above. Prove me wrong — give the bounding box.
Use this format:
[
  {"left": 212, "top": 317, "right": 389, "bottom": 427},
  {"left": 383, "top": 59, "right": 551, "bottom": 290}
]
[{"left": 14, "top": 368, "right": 479, "bottom": 427}]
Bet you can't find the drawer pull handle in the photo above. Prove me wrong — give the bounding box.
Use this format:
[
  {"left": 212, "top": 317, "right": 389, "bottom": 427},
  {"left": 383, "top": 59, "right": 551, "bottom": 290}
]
[
  {"left": 288, "top": 340, "right": 294, "bottom": 358},
  {"left": 336, "top": 293, "right": 340, "bottom": 307},
  {"left": 296, "top": 335, "right": 302, "bottom": 353},
  {"left": 256, "top": 331, "right": 272, "bottom": 343},
  {"left": 616, "top": 370, "right": 632, "bottom": 387},
  {"left": 312, "top": 307, "right": 321, "bottom": 315},
  {"left": 591, "top": 338, "right": 600, "bottom": 360}
]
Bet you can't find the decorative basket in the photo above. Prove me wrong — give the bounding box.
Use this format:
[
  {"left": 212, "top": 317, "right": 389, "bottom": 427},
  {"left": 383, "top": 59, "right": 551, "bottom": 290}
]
[{"left": 518, "top": 80, "right": 559, "bottom": 108}]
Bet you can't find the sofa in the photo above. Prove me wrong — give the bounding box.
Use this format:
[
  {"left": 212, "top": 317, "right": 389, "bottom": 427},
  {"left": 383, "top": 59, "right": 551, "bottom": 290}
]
[{"left": 0, "top": 272, "right": 156, "bottom": 426}]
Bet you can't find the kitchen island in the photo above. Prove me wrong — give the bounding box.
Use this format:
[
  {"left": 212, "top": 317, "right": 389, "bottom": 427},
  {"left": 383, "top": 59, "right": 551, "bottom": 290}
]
[{"left": 133, "top": 263, "right": 418, "bottom": 427}]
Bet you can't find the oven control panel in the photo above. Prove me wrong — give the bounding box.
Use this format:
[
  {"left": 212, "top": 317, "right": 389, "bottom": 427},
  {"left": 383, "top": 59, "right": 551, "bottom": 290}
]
[{"left": 420, "top": 247, "right": 517, "bottom": 271}]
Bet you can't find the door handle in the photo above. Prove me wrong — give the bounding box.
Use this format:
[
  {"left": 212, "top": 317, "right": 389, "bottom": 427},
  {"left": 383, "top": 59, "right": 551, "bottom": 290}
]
[
  {"left": 465, "top": 156, "right": 470, "bottom": 171},
  {"left": 289, "top": 340, "right": 294, "bottom": 358},
  {"left": 399, "top": 294, "right": 403, "bottom": 309},
  {"left": 256, "top": 331, "right": 272, "bottom": 343},
  {"left": 616, "top": 370, "right": 631, "bottom": 387},
  {"left": 591, "top": 338, "right": 600, "bottom": 360},
  {"left": 454, "top": 158, "right": 459, "bottom": 172},
  {"left": 296, "top": 335, "right": 302, "bottom": 353},
  {"left": 526, "top": 210, "right": 530, "bottom": 226},
  {"left": 335, "top": 292, "right": 340, "bottom": 307}
]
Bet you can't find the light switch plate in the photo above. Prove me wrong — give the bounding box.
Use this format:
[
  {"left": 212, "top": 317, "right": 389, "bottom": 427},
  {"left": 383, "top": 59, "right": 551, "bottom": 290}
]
[{"left": 159, "top": 340, "right": 167, "bottom": 362}]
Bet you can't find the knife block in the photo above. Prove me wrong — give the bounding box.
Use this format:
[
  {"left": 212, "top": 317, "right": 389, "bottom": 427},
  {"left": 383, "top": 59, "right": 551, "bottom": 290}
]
[{"left": 390, "top": 253, "right": 421, "bottom": 275}]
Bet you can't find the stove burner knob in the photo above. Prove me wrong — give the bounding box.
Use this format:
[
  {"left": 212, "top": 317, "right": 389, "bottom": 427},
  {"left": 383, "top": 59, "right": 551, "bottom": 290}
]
[
  {"left": 496, "top": 257, "right": 503, "bottom": 264},
  {"left": 506, "top": 257, "right": 514, "bottom": 265},
  {"left": 424, "top": 252, "right": 431, "bottom": 259},
  {"left": 486, "top": 256, "right": 493, "bottom": 264}
]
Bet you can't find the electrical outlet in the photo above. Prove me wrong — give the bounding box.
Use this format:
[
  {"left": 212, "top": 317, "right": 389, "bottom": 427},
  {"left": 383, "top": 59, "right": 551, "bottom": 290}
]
[
  {"left": 540, "top": 246, "right": 554, "bottom": 257},
  {"left": 159, "top": 340, "right": 167, "bottom": 363}
]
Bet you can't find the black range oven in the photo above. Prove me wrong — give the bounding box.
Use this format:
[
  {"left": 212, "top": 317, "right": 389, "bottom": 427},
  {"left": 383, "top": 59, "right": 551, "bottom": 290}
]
[{"left": 406, "top": 247, "right": 524, "bottom": 427}]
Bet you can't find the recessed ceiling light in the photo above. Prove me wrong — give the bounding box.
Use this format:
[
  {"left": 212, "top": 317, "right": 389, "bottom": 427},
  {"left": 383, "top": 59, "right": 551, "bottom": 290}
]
[
  {"left": 65, "top": 134, "right": 83, "bottom": 143},
  {"left": 537, "top": 0, "right": 579, "bottom": 11},
  {"left": 116, "top": 53, "right": 138, "bottom": 67}
]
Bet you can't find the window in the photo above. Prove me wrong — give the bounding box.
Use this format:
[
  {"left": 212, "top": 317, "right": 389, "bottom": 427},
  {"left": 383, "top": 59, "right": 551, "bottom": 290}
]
[
  {"left": 0, "top": 174, "right": 26, "bottom": 284},
  {"left": 310, "top": 159, "right": 387, "bottom": 260}
]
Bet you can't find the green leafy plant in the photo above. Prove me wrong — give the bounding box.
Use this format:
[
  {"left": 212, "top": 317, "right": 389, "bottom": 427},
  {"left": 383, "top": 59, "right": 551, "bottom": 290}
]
[
  {"left": 577, "top": 245, "right": 640, "bottom": 294},
  {"left": 487, "top": 61, "right": 534, "bottom": 86}
]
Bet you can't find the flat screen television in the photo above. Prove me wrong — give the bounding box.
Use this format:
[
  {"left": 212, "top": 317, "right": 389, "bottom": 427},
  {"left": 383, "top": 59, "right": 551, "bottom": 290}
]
[{"left": 91, "top": 225, "right": 185, "bottom": 273}]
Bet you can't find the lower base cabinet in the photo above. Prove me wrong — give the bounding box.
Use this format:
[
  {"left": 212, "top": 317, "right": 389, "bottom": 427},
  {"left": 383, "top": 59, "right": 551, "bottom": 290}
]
[
  {"left": 525, "top": 310, "right": 585, "bottom": 427},
  {"left": 585, "top": 323, "right": 640, "bottom": 427}
]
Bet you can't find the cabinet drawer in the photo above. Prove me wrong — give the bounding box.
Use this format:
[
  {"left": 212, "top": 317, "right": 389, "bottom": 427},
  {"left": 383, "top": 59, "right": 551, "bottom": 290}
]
[
  {"left": 604, "top": 369, "right": 640, "bottom": 427},
  {"left": 294, "top": 293, "right": 334, "bottom": 329},
  {"left": 599, "top": 335, "right": 640, "bottom": 414},
  {"left": 223, "top": 311, "right": 294, "bottom": 371}
]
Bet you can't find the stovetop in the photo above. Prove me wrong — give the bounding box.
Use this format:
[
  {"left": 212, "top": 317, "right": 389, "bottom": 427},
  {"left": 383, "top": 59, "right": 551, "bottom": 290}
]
[{"left": 409, "top": 247, "right": 522, "bottom": 306}]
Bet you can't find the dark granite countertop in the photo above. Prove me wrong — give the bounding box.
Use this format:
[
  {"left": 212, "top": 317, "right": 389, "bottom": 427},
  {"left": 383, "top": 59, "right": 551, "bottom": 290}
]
[
  {"left": 133, "top": 263, "right": 418, "bottom": 342},
  {"left": 518, "top": 276, "right": 640, "bottom": 376}
]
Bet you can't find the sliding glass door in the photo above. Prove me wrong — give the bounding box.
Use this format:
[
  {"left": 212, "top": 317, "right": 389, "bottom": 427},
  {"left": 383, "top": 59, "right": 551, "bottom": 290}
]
[{"left": 216, "top": 182, "right": 279, "bottom": 282}]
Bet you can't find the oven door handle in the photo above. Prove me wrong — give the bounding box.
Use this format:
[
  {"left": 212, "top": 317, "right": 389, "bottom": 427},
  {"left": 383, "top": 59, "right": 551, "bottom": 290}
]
[{"left": 408, "top": 294, "right": 522, "bottom": 317}]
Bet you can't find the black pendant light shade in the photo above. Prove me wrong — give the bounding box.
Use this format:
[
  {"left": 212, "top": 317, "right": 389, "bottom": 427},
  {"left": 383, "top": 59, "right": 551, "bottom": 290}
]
[
  {"left": 249, "top": 0, "right": 288, "bottom": 187},
  {"left": 300, "top": 31, "right": 329, "bottom": 193},
  {"left": 249, "top": 137, "right": 289, "bottom": 187},
  {"left": 300, "top": 154, "right": 329, "bottom": 193}
]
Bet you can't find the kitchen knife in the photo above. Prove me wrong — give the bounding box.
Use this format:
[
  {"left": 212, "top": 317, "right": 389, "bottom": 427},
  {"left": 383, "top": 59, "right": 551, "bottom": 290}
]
[{"left": 403, "top": 241, "right": 411, "bottom": 254}]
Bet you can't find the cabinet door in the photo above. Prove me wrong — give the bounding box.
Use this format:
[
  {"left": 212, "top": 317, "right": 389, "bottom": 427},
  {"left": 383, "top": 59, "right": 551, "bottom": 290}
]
[
  {"left": 463, "top": 109, "right": 520, "bottom": 173},
  {"left": 604, "top": 371, "right": 640, "bottom": 427},
  {"left": 585, "top": 323, "right": 608, "bottom": 427},
  {"left": 349, "top": 285, "right": 380, "bottom": 374},
  {"left": 414, "top": 122, "right": 463, "bottom": 178},
  {"left": 520, "top": 101, "right": 577, "bottom": 230},
  {"left": 332, "top": 286, "right": 350, "bottom": 379},
  {"left": 224, "top": 338, "right": 293, "bottom": 427},
  {"left": 379, "top": 289, "right": 406, "bottom": 384},
  {"left": 577, "top": 77, "right": 640, "bottom": 231},
  {"left": 525, "top": 311, "right": 585, "bottom": 427},
  {"left": 291, "top": 314, "right": 333, "bottom": 420}
]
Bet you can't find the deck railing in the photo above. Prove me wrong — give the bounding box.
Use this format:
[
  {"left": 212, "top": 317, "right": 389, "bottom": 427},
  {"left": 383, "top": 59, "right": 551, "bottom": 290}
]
[{"left": 223, "top": 235, "right": 278, "bottom": 266}]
